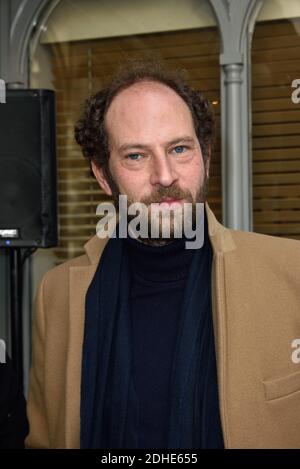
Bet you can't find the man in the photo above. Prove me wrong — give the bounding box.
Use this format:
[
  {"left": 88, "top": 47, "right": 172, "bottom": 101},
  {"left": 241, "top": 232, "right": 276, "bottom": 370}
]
[{"left": 26, "top": 61, "right": 300, "bottom": 449}]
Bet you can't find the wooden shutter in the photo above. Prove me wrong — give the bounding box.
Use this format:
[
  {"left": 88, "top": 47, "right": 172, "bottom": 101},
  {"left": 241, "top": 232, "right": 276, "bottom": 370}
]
[
  {"left": 50, "top": 27, "right": 221, "bottom": 263},
  {"left": 252, "top": 19, "right": 300, "bottom": 239}
]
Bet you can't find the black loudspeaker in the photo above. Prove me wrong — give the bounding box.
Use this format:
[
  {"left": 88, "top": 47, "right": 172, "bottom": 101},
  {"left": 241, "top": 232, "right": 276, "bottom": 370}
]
[{"left": 0, "top": 89, "right": 58, "bottom": 247}]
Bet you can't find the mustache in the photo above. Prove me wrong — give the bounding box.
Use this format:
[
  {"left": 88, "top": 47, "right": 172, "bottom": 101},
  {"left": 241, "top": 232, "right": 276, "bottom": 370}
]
[{"left": 140, "top": 185, "right": 193, "bottom": 205}]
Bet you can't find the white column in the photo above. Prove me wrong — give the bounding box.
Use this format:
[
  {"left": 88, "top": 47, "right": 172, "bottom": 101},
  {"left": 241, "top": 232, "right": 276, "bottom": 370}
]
[
  {"left": 223, "top": 63, "right": 244, "bottom": 229},
  {"left": 210, "top": 0, "right": 263, "bottom": 231}
]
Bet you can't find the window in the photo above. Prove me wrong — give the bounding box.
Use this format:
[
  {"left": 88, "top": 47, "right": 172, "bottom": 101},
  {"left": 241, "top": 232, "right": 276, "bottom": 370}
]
[{"left": 252, "top": 15, "right": 300, "bottom": 239}]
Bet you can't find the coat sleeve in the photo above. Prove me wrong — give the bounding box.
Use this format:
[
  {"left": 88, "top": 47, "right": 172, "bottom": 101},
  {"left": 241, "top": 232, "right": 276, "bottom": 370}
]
[{"left": 25, "top": 273, "right": 50, "bottom": 448}]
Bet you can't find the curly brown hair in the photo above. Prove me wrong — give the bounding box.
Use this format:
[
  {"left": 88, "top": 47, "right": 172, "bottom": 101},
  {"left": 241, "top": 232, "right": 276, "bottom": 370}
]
[{"left": 75, "top": 60, "right": 215, "bottom": 179}]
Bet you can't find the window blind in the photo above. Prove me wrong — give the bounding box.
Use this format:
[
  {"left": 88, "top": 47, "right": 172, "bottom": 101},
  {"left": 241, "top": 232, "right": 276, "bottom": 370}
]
[{"left": 252, "top": 19, "right": 300, "bottom": 239}]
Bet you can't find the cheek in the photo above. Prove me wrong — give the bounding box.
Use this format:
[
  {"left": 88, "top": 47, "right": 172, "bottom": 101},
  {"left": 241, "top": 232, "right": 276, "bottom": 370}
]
[
  {"left": 181, "top": 159, "right": 204, "bottom": 187},
  {"left": 113, "top": 167, "right": 146, "bottom": 197}
]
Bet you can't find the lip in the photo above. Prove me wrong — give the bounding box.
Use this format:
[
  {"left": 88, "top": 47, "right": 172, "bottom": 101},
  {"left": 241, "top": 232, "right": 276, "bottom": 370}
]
[{"left": 159, "top": 198, "right": 183, "bottom": 205}]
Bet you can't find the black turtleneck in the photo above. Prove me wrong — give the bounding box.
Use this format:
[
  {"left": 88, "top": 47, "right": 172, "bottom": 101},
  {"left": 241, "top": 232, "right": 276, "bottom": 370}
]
[{"left": 125, "top": 235, "right": 196, "bottom": 449}]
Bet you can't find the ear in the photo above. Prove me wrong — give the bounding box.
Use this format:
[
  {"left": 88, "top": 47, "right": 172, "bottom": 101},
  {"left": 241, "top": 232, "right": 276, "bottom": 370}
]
[
  {"left": 205, "top": 146, "right": 211, "bottom": 178},
  {"left": 91, "top": 161, "right": 113, "bottom": 196}
]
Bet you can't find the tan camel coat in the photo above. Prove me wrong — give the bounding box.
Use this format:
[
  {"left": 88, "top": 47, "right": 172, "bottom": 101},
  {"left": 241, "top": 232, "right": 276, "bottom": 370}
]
[{"left": 26, "top": 203, "right": 300, "bottom": 448}]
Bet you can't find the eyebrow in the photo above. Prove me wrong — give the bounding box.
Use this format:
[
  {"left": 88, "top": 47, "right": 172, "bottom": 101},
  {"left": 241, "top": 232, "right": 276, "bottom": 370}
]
[{"left": 118, "top": 136, "right": 196, "bottom": 153}]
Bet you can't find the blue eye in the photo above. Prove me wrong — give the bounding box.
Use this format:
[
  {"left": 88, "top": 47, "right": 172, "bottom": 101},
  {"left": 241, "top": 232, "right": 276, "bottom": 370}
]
[
  {"left": 173, "top": 145, "right": 186, "bottom": 154},
  {"left": 127, "top": 153, "right": 142, "bottom": 161}
]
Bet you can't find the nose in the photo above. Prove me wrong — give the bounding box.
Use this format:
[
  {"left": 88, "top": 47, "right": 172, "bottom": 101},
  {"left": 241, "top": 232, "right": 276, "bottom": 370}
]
[{"left": 150, "top": 152, "right": 178, "bottom": 187}]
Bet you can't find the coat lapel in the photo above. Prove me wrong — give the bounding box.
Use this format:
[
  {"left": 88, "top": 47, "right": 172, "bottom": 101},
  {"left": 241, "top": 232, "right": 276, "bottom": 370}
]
[
  {"left": 65, "top": 236, "right": 108, "bottom": 448},
  {"left": 64, "top": 265, "right": 97, "bottom": 448},
  {"left": 204, "top": 203, "right": 236, "bottom": 448}
]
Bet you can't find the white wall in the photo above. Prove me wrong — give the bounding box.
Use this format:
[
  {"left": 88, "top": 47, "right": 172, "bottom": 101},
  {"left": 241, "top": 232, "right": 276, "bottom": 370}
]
[
  {"left": 40, "top": 0, "right": 216, "bottom": 44},
  {"left": 39, "top": 0, "right": 300, "bottom": 46},
  {"left": 258, "top": 0, "right": 300, "bottom": 22},
  {"left": 30, "top": 43, "right": 54, "bottom": 90}
]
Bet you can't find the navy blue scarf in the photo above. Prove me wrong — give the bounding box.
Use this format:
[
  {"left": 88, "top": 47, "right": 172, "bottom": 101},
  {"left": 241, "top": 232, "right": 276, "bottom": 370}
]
[{"left": 80, "top": 220, "right": 224, "bottom": 448}]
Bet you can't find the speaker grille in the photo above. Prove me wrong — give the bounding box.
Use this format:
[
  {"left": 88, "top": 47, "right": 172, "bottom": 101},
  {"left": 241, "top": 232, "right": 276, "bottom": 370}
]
[{"left": 0, "top": 89, "right": 57, "bottom": 247}]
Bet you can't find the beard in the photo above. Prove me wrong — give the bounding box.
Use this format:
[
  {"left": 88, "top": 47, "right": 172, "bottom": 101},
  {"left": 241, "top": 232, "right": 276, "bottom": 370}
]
[{"left": 103, "top": 164, "right": 209, "bottom": 246}]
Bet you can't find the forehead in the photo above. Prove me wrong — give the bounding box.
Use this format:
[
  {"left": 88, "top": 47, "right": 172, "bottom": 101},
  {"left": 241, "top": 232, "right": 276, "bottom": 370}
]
[{"left": 105, "top": 81, "right": 195, "bottom": 144}]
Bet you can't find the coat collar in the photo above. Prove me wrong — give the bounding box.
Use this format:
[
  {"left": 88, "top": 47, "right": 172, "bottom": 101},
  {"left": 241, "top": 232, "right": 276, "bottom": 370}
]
[
  {"left": 205, "top": 203, "right": 236, "bottom": 254},
  {"left": 83, "top": 202, "right": 236, "bottom": 264}
]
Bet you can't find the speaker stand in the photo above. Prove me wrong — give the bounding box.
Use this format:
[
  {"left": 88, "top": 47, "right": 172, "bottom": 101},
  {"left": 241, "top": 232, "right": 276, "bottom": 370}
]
[{"left": 9, "top": 248, "right": 23, "bottom": 386}]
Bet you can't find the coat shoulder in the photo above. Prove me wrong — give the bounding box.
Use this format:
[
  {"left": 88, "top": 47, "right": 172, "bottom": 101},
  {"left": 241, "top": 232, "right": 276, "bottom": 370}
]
[
  {"left": 231, "top": 228, "right": 300, "bottom": 251},
  {"left": 229, "top": 228, "right": 300, "bottom": 269},
  {"left": 46, "top": 252, "right": 90, "bottom": 276},
  {"left": 37, "top": 252, "right": 91, "bottom": 298}
]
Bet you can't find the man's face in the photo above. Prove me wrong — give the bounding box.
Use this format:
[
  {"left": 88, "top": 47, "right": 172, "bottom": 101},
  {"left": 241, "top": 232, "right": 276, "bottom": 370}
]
[{"left": 92, "top": 80, "right": 210, "bottom": 241}]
